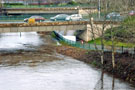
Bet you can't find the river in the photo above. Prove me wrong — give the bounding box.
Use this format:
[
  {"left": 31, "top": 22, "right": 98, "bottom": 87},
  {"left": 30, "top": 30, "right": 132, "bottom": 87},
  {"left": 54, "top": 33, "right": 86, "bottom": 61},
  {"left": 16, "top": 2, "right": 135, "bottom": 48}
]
[{"left": 0, "top": 32, "right": 134, "bottom": 90}]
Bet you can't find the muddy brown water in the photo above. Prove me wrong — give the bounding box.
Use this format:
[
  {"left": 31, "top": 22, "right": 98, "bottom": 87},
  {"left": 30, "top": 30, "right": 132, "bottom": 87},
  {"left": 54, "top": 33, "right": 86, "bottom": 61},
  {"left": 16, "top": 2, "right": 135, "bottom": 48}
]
[{"left": 0, "top": 32, "right": 134, "bottom": 90}]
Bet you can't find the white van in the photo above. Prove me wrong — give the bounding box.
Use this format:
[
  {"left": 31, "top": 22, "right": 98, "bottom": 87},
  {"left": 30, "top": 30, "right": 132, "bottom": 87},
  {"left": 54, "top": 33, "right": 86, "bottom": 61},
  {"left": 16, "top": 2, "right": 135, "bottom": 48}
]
[{"left": 65, "top": 14, "right": 82, "bottom": 21}]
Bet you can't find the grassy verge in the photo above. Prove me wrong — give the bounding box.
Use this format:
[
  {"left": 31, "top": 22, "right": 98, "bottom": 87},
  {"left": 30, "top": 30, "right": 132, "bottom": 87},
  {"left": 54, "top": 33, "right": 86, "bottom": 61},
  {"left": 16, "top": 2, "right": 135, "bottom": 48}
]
[
  {"left": 0, "top": 20, "right": 23, "bottom": 22},
  {"left": 3, "top": 4, "right": 96, "bottom": 8},
  {"left": 88, "top": 38, "right": 135, "bottom": 48}
]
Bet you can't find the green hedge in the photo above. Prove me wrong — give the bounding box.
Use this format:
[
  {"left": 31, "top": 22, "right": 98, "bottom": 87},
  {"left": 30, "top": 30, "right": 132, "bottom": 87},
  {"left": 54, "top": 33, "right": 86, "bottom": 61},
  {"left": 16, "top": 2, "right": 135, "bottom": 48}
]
[
  {"left": 67, "top": 1, "right": 78, "bottom": 5},
  {"left": 4, "top": 3, "right": 24, "bottom": 5}
]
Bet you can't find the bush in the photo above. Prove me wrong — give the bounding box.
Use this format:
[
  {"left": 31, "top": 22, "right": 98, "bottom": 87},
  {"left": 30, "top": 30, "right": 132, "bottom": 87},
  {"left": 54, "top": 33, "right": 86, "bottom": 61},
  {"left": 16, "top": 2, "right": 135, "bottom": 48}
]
[
  {"left": 58, "top": 3, "right": 67, "bottom": 6},
  {"left": 4, "top": 3, "right": 24, "bottom": 6},
  {"left": 122, "top": 16, "right": 135, "bottom": 27},
  {"left": 67, "top": 1, "right": 78, "bottom": 5}
]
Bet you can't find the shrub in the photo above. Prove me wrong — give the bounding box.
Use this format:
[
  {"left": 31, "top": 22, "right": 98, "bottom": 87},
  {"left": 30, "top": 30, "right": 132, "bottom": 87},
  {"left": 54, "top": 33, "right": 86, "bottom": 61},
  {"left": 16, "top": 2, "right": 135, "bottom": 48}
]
[
  {"left": 91, "top": 60, "right": 97, "bottom": 66},
  {"left": 68, "top": 1, "right": 78, "bottom": 5},
  {"left": 4, "top": 3, "right": 24, "bottom": 6},
  {"left": 122, "top": 16, "right": 135, "bottom": 27}
]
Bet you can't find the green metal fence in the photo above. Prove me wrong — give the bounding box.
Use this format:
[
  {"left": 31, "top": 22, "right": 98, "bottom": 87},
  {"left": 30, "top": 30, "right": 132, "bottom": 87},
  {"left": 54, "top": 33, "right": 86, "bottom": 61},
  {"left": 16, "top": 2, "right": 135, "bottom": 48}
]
[
  {"left": 53, "top": 31, "right": 135, "bottom": 54},
  {"left": 0, "top": 15, "right": 29, "bottom": 22},
  {"left": 0, "top": 14, "right": 59, "bottom": 22}
]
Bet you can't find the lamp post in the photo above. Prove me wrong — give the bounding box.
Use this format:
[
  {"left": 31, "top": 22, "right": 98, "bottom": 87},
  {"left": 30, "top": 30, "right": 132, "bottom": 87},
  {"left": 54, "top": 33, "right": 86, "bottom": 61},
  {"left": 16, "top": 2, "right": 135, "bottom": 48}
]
[
  {"left": 0, "top": 0, "right": 2, "bottom": 8},
  {"left": 98, "top": 0, "right": 101, "bottom": 19}
]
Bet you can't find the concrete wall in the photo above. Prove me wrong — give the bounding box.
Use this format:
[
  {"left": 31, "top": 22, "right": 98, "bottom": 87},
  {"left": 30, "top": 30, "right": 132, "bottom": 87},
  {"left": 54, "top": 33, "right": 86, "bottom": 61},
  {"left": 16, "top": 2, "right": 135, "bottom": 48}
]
[
  {"left": 5, "top": 7, "right": 97, "bottom": 14},
  {"left": 7, "top": 10, "right": 78, "bottom": 14},
  {"left": 0, "top": 24, "right": 87, "bottom": 33},
  {"left": 78, "top": 8, "right": 98, "bottom": 15},
  {"left": 79, "top": 24, "right": 119, "bottom": 42}
]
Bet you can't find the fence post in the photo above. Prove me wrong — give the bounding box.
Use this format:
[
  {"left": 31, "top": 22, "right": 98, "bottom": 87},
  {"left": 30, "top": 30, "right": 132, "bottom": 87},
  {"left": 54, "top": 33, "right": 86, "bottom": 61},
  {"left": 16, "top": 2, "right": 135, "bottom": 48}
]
[
  {"left": 134, "top": 47, "right": 135, "bottom": 54},
  {"left": 122, "top": 46, "right": 124, "bottom": 53},
  {"left": 74, "top": 41, "right": 76, "bottom": 47},
  {"left": 102, "top": 44, "right": 104, "bottom": 51},
  {"left": 78, "top": 42, "right": 80, "bottom": 47},
  {"left": 89, "top": 43, "right": 91, "bottom": 49}
]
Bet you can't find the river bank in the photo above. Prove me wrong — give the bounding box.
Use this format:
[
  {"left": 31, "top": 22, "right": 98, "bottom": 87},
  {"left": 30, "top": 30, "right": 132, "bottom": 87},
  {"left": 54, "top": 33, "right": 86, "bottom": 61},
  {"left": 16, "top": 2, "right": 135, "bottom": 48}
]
[
  {"left": 55, "top": 45, "right": 135, "bottom": 85},
  {"left": 0, "top": 32, "right": 134, "bottom": 89},
  {"left": 0, "top": 44, "right": 61, "bottom": 67}
]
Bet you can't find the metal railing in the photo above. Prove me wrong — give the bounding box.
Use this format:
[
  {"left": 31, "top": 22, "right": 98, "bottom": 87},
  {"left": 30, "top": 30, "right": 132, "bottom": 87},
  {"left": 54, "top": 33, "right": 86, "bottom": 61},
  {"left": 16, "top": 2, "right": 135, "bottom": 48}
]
[
  {"left": 53, "top": 31, "right": 135, "bottom": 54},
  {"left": 0, "top": 14, "right": 57, "bottom": 22}
]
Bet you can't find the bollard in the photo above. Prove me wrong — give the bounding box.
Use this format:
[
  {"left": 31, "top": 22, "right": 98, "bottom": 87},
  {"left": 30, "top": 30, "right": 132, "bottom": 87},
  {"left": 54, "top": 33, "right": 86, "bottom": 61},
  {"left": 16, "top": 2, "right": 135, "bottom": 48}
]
[{"left": 122, "top": 46, "right": 124, "bottom": 53}]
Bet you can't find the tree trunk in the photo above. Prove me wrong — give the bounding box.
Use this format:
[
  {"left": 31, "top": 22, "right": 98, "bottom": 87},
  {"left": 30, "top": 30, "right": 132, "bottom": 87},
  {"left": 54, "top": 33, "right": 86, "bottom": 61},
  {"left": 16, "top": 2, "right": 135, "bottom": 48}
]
[{"left": 111, "top": 25, "right": 115, "bottom": 68}]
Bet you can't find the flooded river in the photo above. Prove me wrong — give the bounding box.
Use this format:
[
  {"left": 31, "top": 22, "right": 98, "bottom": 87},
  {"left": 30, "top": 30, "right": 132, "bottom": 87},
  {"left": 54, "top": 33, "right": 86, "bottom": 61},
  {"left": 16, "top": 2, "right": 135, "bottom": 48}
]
[{"left": 0, "top": 32, "right": 134, "bottom": 90}]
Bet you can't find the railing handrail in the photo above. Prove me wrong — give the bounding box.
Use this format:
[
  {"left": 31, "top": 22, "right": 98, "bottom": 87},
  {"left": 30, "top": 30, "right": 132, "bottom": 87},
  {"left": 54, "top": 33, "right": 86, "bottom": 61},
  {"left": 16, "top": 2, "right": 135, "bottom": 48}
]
[{"left": 53, "top": 31, "right": 135, "bottom": 54}]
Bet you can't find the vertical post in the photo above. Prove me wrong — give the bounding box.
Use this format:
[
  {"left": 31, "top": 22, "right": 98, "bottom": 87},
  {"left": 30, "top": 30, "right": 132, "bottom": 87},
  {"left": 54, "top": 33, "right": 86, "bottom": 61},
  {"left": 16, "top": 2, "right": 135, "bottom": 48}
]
[
  {"left": 102, "top": 44, "right": 104, "bottom": 51},
  {"left": 112, "top": 75, "right": 115, "bottom": 90},
  {"left": 67, "top": 39, "right": 68, "bottom": 44},
  {"left": 98, "top": 0, "right": 101, "bottom": 19},
  {"left": 0, "top": 0, "right": 2, "bottom": 8},
  {"left": 86, "top": 24, "right": 88, "bottom": 41},
  {"left": 122, "top": 46, "right": 124, "bottom": 53},
  {"left": 134, "top": 47, "right": 135, "bottom": 55},
  {"left": 89, "top": 43, "right": 90, "bottom": 49},
  {"left": 20, "top": 32, "right": 21, "bottom": 37},
  {"left": 101, "top": 70, "right": 104, "bottom": 89}
]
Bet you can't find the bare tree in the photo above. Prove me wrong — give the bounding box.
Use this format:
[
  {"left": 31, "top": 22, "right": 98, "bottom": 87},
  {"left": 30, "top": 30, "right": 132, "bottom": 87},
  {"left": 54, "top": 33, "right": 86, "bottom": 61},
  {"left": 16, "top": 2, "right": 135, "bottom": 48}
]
[
  {"left": 110, "top": 24, "right": 115, "bottom": 68},
  {"left": 85, "top": 12, "right": 107, "bottom": 65},
  {"left": 103, "top": 0, "right": 135, "bottom": 12},
  {"left": 84, "top": 0, "right": 119, "bottom": 67}
]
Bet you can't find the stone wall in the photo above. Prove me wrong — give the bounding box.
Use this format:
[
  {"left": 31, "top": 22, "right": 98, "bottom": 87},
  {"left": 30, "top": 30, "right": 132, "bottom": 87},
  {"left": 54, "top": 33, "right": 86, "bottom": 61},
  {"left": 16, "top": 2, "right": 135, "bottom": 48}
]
[
  {"left": 0, "top": 21, "right": 88, "bottom": 27},
  {"left": 78, "top": 20, "right": 120, "bottom": 41}
]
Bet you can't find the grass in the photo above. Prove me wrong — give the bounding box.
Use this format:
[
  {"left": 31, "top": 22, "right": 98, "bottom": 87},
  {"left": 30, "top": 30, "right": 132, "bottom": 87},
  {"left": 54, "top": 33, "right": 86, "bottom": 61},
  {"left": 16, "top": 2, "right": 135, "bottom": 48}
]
[
  {"left": 0, "top": 20, "right": 24, "bottom": 22},
  {"left": 88, "top": 38, "right": 135, "bottom": 48},
  {"left": 3, "top": 4, "right": 96, "bottom": 8}
]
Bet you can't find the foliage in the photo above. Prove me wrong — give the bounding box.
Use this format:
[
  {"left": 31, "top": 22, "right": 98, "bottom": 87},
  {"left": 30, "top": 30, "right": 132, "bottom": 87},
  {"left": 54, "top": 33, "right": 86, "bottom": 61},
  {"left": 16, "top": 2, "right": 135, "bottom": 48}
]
[
  {"left": 104, "top": 16, "right": 135, "bottom": 43},
  {"left": 67, "top": 1, "right": 78, "bottom": 5},
  {"left": 122, "top": 16, "right": 135, "bottom": 27},
  {"left": 91, "top": 60, "right": 97, "bottom": 66},
  {"left": 4, "top": 3, "right": 24, "bottom": 6},
  {"left": 58, "top": 3, "right": 67, "bottom": 6},
  {"left": 51, "top": 32, "right": 57, "bottom": 38},
  {"left": 88, "top": 38, "right": 135, "bottom": 47}
]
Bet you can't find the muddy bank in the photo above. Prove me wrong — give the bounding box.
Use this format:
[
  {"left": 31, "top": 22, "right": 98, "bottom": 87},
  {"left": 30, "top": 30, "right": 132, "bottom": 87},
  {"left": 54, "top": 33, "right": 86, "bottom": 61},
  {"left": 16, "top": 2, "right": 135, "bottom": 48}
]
[
  {"left": 56, "top": 45, "right": 135, "bottom": 84},
  {"left": 0, "top": 45, "right": 61, "bottom": 67}
]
